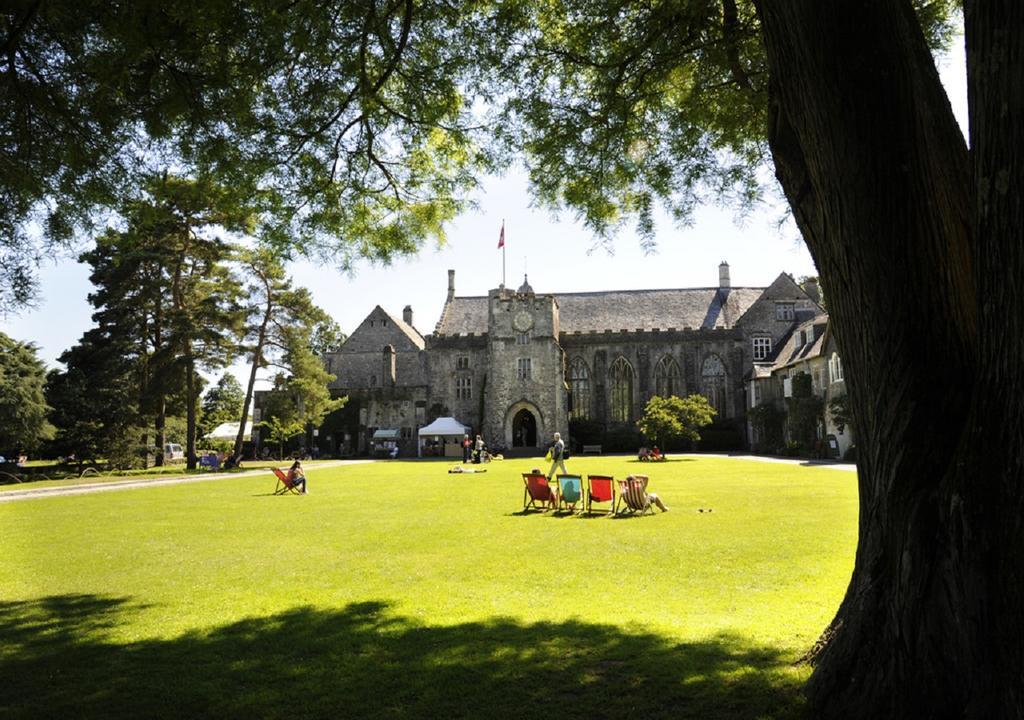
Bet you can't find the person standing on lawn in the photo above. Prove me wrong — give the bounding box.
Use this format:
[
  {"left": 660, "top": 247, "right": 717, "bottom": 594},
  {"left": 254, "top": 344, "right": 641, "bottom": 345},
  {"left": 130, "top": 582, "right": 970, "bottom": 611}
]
[
  {"left": 547, "top": 432, "right": 568, "bottom": 480},
  {"left": 462, "top": 434, "right": 472, "bottom": 463}
]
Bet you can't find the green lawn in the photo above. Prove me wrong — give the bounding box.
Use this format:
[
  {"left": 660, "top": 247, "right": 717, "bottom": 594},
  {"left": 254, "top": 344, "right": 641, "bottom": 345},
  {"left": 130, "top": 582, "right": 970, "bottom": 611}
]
[
  {"left": 0, "top": 456, "right": 857, "bottom": 719},
  {"left": 0, "top": 460, "right": 332, "bottom": 492}
]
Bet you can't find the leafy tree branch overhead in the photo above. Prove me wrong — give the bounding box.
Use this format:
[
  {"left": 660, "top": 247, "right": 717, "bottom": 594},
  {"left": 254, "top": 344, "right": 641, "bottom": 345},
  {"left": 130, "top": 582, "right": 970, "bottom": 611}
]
[{"left": 0, "top": 0, "right": 494, "bottom": 311}]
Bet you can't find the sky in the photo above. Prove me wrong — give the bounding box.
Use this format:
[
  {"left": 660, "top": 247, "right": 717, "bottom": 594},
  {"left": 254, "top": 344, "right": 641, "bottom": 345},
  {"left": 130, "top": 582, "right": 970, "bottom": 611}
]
[{"left": 0, "top": 33, "right": 968, "bottom": 392}]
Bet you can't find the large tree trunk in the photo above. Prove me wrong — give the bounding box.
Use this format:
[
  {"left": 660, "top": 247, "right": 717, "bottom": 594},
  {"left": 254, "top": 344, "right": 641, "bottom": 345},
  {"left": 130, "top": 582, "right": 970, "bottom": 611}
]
[
  {"left": 185, "top": 351, "right": 197, "bottom": 470},
  {"left": 754, "top": 0, "right": 1023, "bottom": 716}
]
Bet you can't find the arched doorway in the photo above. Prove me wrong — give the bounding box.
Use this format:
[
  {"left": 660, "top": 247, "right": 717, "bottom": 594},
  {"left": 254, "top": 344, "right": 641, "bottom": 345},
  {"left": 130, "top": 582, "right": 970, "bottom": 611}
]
[{"left": 512, "top": 408, "right": 537, "bottom": 447}]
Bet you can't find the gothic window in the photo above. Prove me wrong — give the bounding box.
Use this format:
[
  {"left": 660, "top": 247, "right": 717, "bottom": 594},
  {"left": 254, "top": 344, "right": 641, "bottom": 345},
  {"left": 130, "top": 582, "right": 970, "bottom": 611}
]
[
  {"left": 456, "top": 356, "right": 470, "bottom": 369},
  {"left": 654, "top": 355, "right": 682, "bottom": 398},
  {"left": 517, "top": 357, "right": 532, "bottom": 380},
  {"left": 610, "top": 356, "right": 635, "bottom": 424},
  {"left": 752, "top": 336, "right": 772, "bottom": 360},
  {"left": 516, "top": 332, "right": 530, "bottom": 345},
  {"left": 370, "top": 375, "right": 377, "bottom": 387},
  {"left": 569, "top": 357, "right": 591, "bottom": 420},
  {"left": 701, "top": 354, "right": 727, "bottom": 417},
  {"left": 455, "top": 376, "right": 472, "bottom": 400}
]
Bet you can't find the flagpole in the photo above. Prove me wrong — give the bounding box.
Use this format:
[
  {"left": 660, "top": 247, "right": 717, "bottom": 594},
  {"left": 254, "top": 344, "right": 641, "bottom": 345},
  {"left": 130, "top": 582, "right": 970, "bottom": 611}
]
[{"left": 501, "top": 219, "right": 506, "bottom": 288}]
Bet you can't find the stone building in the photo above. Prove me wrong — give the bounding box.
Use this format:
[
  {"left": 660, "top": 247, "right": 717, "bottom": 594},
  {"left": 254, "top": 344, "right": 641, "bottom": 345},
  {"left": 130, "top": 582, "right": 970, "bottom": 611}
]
[
  {"left": 316, "top": 263, "right": 824, "bottom": 457},
  {"left": 747, "top": 313, "right": 852, "bottom": 458}
]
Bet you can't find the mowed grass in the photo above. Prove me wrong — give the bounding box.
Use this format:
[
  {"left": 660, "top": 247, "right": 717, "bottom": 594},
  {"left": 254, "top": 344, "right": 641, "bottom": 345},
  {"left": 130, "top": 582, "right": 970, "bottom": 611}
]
[
  {"left": 0, "top": 460, "right": 325, "bottom": 492},
  {"left": 0, "top": 456, "right": 857, "bottom": 720}
]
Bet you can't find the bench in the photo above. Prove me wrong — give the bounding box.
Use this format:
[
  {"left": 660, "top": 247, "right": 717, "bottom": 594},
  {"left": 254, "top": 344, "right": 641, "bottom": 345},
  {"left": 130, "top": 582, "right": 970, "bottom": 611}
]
[
  {"left": 199, "top": 454, "right": 221, "bottom": 471},
  {"left": 582, "top": 444, "right": 603, "bottom": 455}
]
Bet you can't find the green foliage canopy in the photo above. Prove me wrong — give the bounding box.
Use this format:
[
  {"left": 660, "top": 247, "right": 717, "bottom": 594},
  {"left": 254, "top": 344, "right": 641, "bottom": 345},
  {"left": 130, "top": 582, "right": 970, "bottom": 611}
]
[
  {"left": 200, "top": 374, "right": 246, "bottom": 439},
  {"left": 0, "top": 333, "right": 54, "bottom": 455},
  {"left": 637, "top": 394, "right": 716, "bottom": 448},
  {"left": 1, "top": 0, "right": 494, "bottom": 310}
]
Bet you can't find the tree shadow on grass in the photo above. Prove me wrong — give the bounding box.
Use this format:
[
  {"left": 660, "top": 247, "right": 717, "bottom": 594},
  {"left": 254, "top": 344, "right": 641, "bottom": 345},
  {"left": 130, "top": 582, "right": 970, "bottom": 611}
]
[{"left": 0, "top": 594, "right": 807, "bottom": 720}]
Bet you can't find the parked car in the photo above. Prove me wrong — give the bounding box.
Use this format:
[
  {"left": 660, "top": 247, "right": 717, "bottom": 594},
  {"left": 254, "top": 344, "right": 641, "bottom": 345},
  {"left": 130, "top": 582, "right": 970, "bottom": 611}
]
[{"left": 164, "top": 443, "right": 185, "bottom": 461}]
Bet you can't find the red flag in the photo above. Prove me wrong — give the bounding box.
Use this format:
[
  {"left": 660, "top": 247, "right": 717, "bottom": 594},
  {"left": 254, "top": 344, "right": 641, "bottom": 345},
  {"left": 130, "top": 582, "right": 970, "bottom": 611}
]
[{"left": 498, "top": 222, "right": 505, "bottom": 249}]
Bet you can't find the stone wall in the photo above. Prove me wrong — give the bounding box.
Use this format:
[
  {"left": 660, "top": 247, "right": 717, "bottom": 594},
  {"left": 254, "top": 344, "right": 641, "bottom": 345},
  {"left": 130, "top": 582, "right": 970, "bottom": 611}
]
[{"left": 483, "top": 288, "right": 568, "bottom": 448}]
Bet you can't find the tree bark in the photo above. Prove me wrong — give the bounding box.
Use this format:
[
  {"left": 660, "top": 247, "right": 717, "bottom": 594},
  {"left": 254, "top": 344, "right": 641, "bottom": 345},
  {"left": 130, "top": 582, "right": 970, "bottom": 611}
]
[
  {"left": 185, "top": 350, "right": 197, "bottom": 470},
  {"left": 754, "top": 0, "right": 1022, "bottom": 716}
]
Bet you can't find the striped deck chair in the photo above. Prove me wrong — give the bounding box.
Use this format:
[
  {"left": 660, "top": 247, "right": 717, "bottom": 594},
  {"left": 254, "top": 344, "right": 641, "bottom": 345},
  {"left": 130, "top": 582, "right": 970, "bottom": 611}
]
[
  {"left": 556, "top": 475, "right": 584, "bottom": 514},
  {"left": 522, "top": 472, "right": 556, "bottom": 511},
  {"left": 585, "top": 475, "right": 616, "bottom": 515},
  {"left": 615, "top": 475, "right": 654, "bottom": 516}
]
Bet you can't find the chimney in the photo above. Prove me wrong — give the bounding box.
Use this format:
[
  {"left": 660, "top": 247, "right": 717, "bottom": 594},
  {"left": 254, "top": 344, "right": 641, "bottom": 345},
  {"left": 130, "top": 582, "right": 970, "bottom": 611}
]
[
  {"left": 803, "top": 278, "right": 821, "bottom": 304},
  {"left": 403, "top": 305, "right": 413, "bottom": 326},
  {"left": 383, "top": 345, "right": 396, "bottom": 386},
  {"left": 447, "top": 269, "right": 455, "bottom": 301},
  {"left": 719, "top": 261, "right": 731, "bottom": 289}
]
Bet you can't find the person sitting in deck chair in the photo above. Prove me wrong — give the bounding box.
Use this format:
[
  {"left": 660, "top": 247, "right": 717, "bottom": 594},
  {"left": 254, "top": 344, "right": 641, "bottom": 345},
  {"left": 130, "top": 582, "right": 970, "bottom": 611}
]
[
  {"left": 287, "top": 460, "right": 307, "bottom": 494},
  {"left": 625, "top": 474, "right": 669, "bottom": 512}
]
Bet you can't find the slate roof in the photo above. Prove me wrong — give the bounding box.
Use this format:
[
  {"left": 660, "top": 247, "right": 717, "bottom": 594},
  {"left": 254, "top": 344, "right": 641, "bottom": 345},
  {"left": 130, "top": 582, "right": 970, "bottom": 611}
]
[
  {"left": 769, "top": 316, "right": 828, "bottom": 371},
  {"left": 435, "top": 297, "right": 489, "bottom": 335},
  {"left": 434, "top": 287, "right": 766, "bottom": 336},
  {"left": 385, "top": 307, "right": 426, "bottom": 348},
  {"left": 342, "top": 305, "right": 425, "bottom": 352}
]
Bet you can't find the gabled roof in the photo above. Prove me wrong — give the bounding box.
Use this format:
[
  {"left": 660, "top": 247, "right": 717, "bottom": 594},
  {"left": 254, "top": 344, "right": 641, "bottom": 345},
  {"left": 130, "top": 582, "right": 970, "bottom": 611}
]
[
  {"left": 769, "top": 316, "right": 829, "bottom": 371},
  {"left": 433, "top": 287, "right": 766, "bottom": 336},
  {"left": 340, "top": 305, "right": 425, "bottom": 352},
  {"left": 734, "top": 272, "right": 823, "bottom": 327}
]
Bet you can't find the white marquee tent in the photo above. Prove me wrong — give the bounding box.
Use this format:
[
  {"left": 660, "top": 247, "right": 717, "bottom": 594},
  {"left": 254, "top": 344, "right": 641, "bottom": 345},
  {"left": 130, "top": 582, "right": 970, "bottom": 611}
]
[
  {"left": 417, "top": 417, "right": 469, "bottom": 457},
  {"left": 206, "top": 421, "right": 253, "bottom": 441}
]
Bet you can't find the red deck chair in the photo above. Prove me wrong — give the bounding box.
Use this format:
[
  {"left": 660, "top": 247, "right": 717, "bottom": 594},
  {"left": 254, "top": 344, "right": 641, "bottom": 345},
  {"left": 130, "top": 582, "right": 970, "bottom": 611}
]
[
  {"left": 272, "top": 467, "right": 303, "bottom": 495},
  {"left": 522, "top": 472, "right": 556, "bottom": 512},
  {"left": 585, "top": 475, "right": 616, "bottom": 515}
]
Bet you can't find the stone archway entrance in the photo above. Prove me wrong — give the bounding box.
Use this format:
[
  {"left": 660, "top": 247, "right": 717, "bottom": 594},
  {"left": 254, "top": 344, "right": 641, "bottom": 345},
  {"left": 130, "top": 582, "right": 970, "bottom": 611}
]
[{"left": 512, "top": 408, "right": 537, "bottom": 447}]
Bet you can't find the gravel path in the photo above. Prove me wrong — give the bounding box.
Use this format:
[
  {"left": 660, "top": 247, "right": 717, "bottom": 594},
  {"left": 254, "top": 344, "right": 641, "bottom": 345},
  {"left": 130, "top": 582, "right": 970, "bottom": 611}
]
[{"left": 0, "top": 460, "right": 373, "bottom": 504}]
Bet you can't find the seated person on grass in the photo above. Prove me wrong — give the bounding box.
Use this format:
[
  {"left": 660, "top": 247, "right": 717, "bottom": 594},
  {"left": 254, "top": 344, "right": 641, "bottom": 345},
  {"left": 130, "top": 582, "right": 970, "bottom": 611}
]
[
  {"left": 638, "top": 447, "right": 650, "bottom": 461},
  {"left": 288, "top": 460, "right": 307, "bottom": 494},
  {"left": 650, "top": 446, "right": 665, "bottom": 461}
]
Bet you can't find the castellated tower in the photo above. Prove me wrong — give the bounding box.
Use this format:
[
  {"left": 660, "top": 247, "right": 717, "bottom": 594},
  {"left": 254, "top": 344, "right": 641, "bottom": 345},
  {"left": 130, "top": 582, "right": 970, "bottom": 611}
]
[{"left": 483, "top": 276, "right": 569, "bottom": 450}]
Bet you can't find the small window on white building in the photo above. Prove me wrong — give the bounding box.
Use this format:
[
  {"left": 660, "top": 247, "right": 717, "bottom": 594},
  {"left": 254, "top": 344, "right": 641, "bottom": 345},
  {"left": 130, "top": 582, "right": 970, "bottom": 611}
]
[
  {"left": 753, "top": 336, "right": 772, "bottom": 361},
  {"left": 455, "top": 376, "right": 472, "bottom": 400},
  {"left": 776, "top": 303, "right": 795, "bottom": 321},
  {"left": 829, "top": 352, "right": 844, "bottom": 383},
  {"left": 517, "top": 357, "right": 532, "bottom": 380},
  {"left": 456, "top": 356, "right": 470, "bottom": 370}
]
